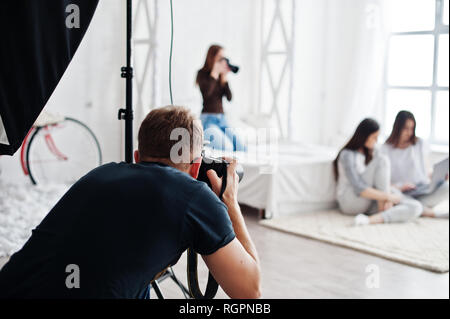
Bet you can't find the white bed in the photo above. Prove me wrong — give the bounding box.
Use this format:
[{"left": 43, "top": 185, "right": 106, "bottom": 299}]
[{"left": 205, "top": 141, "right": 339, "bottom": 219}]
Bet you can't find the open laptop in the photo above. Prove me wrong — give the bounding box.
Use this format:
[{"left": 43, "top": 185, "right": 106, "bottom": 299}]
[{"left": 404, "top": 157, "right": 449, "bottom": 197}]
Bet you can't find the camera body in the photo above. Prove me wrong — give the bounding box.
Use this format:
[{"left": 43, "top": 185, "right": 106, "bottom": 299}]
[
  {"left": 197, "top": 156, "right": 244, "bottom": 193},
  {"left": 224, "top": 58, "right": 239, "bottom": 74}
]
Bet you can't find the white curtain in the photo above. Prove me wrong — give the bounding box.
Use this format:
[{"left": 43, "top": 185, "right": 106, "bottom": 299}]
[{"left": 321, "top": 0, "right": 390, "bottom": 147}]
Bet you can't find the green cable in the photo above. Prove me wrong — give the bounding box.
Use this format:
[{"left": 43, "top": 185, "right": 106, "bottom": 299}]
[{"left": 169, "top": 0, "right": 174, "bottom": 105}]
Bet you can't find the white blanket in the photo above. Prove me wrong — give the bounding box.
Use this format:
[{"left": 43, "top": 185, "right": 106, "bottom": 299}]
[
  {"left": 0, "top": 180, "right": 69, "bottom": 257},
  {"left": 207, "top": 141, "right": 339, "bottom": 218}
]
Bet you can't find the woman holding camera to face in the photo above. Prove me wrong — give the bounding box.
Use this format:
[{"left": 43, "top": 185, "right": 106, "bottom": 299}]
[
  {"left": 333, "top": 118, "right": 423, "bottom": 226},
  {"left": 381, "top": 111, "right": 449, "bottom": 218},
  {"left": 196, "top": 44, "right": 246, "bottom": 152}
]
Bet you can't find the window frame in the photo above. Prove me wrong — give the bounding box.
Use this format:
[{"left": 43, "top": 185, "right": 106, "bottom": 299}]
[{"left": 383, "top": 0, "right": 449, "bottom": 146}]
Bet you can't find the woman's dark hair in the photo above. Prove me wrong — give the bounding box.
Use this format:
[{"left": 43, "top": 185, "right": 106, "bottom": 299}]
[
  {"left": 196, "top": 44, "right": 224, "bottom": 84},
  {"left": 385, "top": 110, "right": 418, "bottom": 147},
  {"left": 333, "top": 118, "right": 380, "bottom": 181}
]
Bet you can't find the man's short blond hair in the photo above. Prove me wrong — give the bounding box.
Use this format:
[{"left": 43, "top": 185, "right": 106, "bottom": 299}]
[{"left": 138, "top": 106, "right": 203, "bottom": 164}]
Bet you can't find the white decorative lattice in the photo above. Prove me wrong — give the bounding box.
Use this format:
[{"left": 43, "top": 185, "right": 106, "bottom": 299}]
[{"left": 258, "top": 0, "right": 295, "bottom": 139}]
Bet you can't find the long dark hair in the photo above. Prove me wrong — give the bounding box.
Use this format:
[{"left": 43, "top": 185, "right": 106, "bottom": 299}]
[
  {"left": 333, "top": 118, "right": 380, "bottom": 181},
  {"left": 385, "top": 110, "right": 418, "bottom": 147},
  {"left": 196, "top": 44, "right": 223, "bottom": 84}
]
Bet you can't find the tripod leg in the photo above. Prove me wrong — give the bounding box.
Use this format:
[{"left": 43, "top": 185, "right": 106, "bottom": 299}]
[
  {"left": 168, "top": 268, "right": 190, "bottom": 298},
  {"left": 151, "top": 281, "right": 164, "bottom": 299}
]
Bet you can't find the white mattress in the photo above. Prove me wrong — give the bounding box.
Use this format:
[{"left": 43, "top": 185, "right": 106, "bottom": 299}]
[{"left": 206, "top": 141, "right": 339, "bottom": 218}]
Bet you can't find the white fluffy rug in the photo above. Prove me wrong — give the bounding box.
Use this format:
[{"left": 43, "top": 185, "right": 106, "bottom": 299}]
[
  {"left": 0, "top": 180, "right": 69, "bottom": 257},
  {"left": 260, "top": 209, "right": 449, "bottom": 273}
]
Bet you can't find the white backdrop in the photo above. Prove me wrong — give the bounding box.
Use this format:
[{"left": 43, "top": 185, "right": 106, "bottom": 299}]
[{"left": 321, "top": 0, "right": 389, "bottom": 147}]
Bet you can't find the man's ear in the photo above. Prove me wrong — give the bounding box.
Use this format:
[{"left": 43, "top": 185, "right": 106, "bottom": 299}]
[
  {"left": 134, "top": 150, "right": 140, "bottom": 163},
  {"left": 189, "top": 159, "right": 202, "bottom": 179}
]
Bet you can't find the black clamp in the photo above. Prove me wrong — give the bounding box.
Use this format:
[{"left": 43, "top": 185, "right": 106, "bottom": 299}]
[
  {"left": 118, "top": 108, "right": 133, "bottom": 120},
  {"left": 121, "top": 66, "right": 133, "bottom": 79}
]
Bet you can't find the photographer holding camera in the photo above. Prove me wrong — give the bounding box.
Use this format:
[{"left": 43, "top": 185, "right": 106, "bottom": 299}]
[
  {"left": 0, "top": 106, "right": 261, "bottom": 299},
  {"left": 196, "top": 44, "right": 246, "bottom": 152}
]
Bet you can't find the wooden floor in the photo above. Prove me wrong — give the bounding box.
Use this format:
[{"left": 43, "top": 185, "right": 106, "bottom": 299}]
[{"left": 0, "top": 205, "right": 448, "bottom": 299}]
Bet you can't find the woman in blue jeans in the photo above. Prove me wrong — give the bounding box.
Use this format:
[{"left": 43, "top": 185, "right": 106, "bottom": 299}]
[{"left": 196, "top": 44, "right": 246, "bottom": 152}]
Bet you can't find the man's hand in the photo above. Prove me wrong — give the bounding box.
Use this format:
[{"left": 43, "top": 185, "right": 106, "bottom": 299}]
[{"left": 206, "top": 157, "right": 239, "bottom": 208}]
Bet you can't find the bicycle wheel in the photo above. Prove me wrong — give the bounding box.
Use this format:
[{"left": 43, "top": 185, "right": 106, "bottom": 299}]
[{"left": 26, "top": 117, "right": 102, "bottom": 185}]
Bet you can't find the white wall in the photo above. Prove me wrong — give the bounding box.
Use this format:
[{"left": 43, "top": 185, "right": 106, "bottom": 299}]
[{"left": 290, "top": 0, "right": 328, "bottom": 144}]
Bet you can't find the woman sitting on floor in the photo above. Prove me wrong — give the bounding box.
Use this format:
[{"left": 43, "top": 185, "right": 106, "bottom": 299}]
[
  {"left": 381, "top": 111, "right": 449, "bottom": 218},
  {"left": 333, "top": 118, "right": 423, "bottom": 226}
]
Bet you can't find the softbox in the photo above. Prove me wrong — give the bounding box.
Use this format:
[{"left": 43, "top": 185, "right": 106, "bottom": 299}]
[{"left": 0, "top": 0, "right": 99, "bottom": 155}]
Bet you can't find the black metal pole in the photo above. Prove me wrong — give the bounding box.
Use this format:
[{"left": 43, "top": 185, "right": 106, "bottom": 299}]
[{"left": 118, "top": 0, "right": 133, "bottom": 163}]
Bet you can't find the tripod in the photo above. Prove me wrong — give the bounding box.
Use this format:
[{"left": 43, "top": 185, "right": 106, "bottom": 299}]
[{"left": 151, "top": 267, "right": 191, "bottom": 299}]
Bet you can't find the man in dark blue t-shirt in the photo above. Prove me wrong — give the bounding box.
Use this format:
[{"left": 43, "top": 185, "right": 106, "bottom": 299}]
[{"left": 0, "top": 106, "right": 261, "bottom": 299}]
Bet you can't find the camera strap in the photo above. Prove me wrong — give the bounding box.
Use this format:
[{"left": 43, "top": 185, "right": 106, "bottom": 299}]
[
  {"left": 187, "top": 248, "right": 219, "bottom": 299},
  {"left": 186, "top": 168, "right": 228, "bottom": 299}
]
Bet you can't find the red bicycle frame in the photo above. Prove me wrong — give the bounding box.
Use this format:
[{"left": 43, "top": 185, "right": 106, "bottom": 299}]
[{"left": 20, "top": 124, "right": 68, "bottom": 176}]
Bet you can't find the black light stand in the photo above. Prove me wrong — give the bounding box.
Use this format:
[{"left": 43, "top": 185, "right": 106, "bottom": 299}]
[
  {"left": 118, "top": 0, "right": 134, "bottom": 164},
  {"left": 118, "top": 0, "right": 190, "bottom": 299}
]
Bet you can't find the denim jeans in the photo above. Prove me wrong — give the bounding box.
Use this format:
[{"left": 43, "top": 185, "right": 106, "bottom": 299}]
[{"left": 200, "top": 113, "right": 246, "bottom": 152}]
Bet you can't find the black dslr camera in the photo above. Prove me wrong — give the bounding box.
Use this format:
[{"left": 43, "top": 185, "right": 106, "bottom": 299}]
[
  {"left": 223, "top": 58, "right": 239, "bottom": 74},
  {"left": 187, "top": 156, "right": 244, "bottom": 299},
  {"left": 197, "top": 156, "right": 244, "bottom": 197}
]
